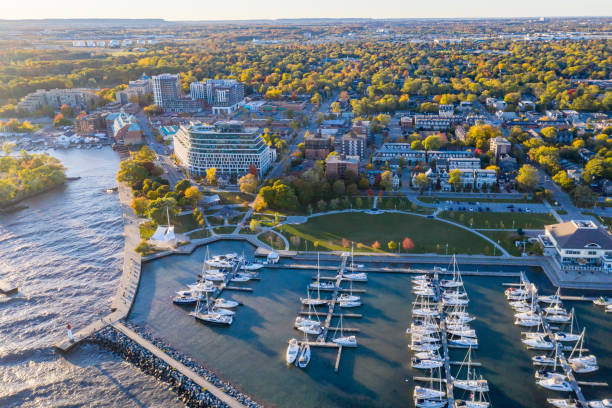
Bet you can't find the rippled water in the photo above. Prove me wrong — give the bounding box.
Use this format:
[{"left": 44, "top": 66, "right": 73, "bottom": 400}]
[
  {"left": 131, "top": 246, "right": 612, "bottom": 408},
  {"left": 0, "top": 148, "right": 182, "bottom": 408}
]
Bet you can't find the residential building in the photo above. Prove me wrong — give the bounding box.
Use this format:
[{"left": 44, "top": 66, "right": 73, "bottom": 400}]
[
  {"left": 325, "top": 154, "right": 360, "bottom": 179},
  {"left": 413, "top": 115, "right": 460, "bottom": 131},
  {"left": 17, "top": 88, "right": 99, "bottom": 112},
  {"left": 438, "top": 104, "right": 454, "bottom": 117},
  {"left": 373, "top": 143, "right": 473, "bottom": 165},
  {"left": 75, "top": 113, "right": 107, "bottom": 135},
  {"left": 116, "top": 73, "right": 152, "bottom": 104},
  {"left": 106, "top": 110, "right": 143, "bottom": 145},
  {"left": 304, "top": 133, "right": 332, "bottom": 160},
  {"left": 340, "top": 132, "right": 366, "bottom": 158},
  {"left": 152, "top": 74, "right": 183, "bottom": 110},
  {"left": 539, "top": 220, "right": 612, "bottom": 272},
  {"left": 191, "top": 79, "right": 245, "bottom": 115},
  {"left": 448, "top": 157, "right": 481, "bottom": 170},
  {"left": 490, "top": 136, "right": 512, "bottom": 157},
  {"left": 474, "top": 169, "right": 497, "bottom": 189},
  {"left": 173, "top": 121, "right": 273, "bottom": 178},
  {"left": 455, "top": 126, "right": 467, "bottom": 142}
]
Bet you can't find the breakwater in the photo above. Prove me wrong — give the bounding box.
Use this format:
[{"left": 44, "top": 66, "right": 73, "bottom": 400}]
[{"left": 89, "top": 323, "right": 262, "bottom": 408}]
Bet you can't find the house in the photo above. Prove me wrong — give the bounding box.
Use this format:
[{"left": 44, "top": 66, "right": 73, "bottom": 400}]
[
  {"left": 496, "top": 111, "right": 518, "bottom": 122},
  {"left": 448, "top": 157, "right": 481, "bottom": 171},
  {"left": 439, "top": 104, "right": 454, "bottom": 117},
  {"left": 455, "top": 126, "right": 467, "bottom": 142},
  {"left": 325, "top": 154, "right": 359, "bottom": 179},
  {"left": 539, "top": 220, "right": 612, "bottom": 272},
  {"left": 518, "top": 100, "right": 536, "bottom": 111}
]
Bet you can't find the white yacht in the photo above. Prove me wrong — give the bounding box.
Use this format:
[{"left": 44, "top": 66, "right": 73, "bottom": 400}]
[
  {"left": 300, "top": 290, "right": 327, "bottom": 306},
  {"left": 414, "top": 386, "right": 445, "bottom": 400},
  {"left": 539, "top": 288, "right": 562, "bottom": 304},
  {"left": 295, "top": 316, "right": 320, "bottom": 327},
  {"left": 410, "top": 342, "right": 441, "bottom": 352},
  {"left": 532, "top": 354, "right": 557, "bottom": 366},
  {"left": 522, "top": 336, "right": 554, "bottom": 350},
  {"left": 241, "top": 261, "right": 263, "bottom": 271},
  {"left": 310, "top": 280, "right": 336, "bottom": 290},
  {"left": 537, "top": 376, "right": 572, "bottom": 392},
  {"left": 412, "top": 358, "right": 443, "bottom": 370},
  {"left": 191, "top": 310, "right": 233, "bottom": 325},
  {"left": 413, "top": 308, "right": 440, "bottom": 318},
  {"left": 588, "top": 400, "right": 612, "bottom": 408},
  {"left": 454, "top": 348, "right": 488, "bottom": 392},
  {"left": 297, "top": 323, "right": 321, "bottom": 335},
  {"left": 415, "top": 398, "right": 447, "bottom": 408},
  {"left": 341, "top": 272, "right": 368, "bottom": 282},
  {"left": 414, "top": 350, "right": 443, "bottom": 361},
  {"left": 568, "top": 329, "right": 598, "bottom": 373},
  {"left": 188, "top": 281, "right": 217, "bottom": 293},
  {"left": 515, "top": 317, "right": 542, "bottom": 327},
  {"left": 211, "top": 307, "right": 235, "bottom": 316},
  {"left": 286, "top": 339, "right": 299, "bottom": 364},
  {"left": 339, "top": 299, "right": 361, "bottom": 308},
  {"left": 230, "top": 273, "right": 251, "bottom": 283},
  {"left": 173, "top": 290, "right": 204, "bottom": 305},
  {"left": 593, "top": 297, "right": 611, "bottom": 307},
  {"left": 448, "top": 335, "right": 478, "bottom": 348}
]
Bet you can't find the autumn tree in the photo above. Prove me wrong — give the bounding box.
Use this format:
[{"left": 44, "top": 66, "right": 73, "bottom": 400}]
[
  {"left": 206, "top": 167, "right": 217, "bottom": 185},
  {"left": 184, "top": 186, "right": 203, "bottom": 207},
  {"left": 239, "top": 173, "right": 258, "bottom": 194},
  {"left": 516, "top": 164, "right": 539, "bottom": 191}
]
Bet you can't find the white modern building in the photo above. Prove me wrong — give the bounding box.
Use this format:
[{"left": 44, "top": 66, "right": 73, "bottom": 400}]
[
  {"left": 173, "top": 121, "right": 273, "bottom": 178},
  {"left": 190, "top": 79, "right": 245, "bottom": 115},
  {"left": 540, "top": 220, "right": 612, "bottom": 272}
]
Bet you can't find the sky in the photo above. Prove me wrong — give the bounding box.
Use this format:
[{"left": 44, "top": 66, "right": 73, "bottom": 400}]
[{"left": 3, "top": 0, "right": 612, "bottom": 20}]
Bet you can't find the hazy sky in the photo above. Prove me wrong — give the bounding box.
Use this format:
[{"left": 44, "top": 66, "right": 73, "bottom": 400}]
[{"left": 3, "top": 0, "right": 612, "bottom": 20}]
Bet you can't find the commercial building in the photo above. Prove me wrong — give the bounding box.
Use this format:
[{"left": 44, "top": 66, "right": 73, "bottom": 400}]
[
  {"left": 173, "top": 121, "right": 273, "bottom": 178},
  {"left": 106, "top": 110, "right": 143, "bottom": 145},
  {"left": 190, "top": 79, "right": 245, "bottom": 115},
  {"left": 539, "top": 220, "right": 612, "bottom": 272},
  {"left": 325, "top": 154, "right": 360, "bottom": 179},
  {"left": 17, "top": 88, "right": 99, "bottom": 112},
  {"left": 304, "top": 133, "right": 332, "bottom": 160},
  {"left": 116, "top": 74, "right": 152, "bottom": 104}
]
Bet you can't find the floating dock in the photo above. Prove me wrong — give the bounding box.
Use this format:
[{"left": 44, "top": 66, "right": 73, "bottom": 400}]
[{"left": 432, "top": 272, "right": 455, "bottom": 407}]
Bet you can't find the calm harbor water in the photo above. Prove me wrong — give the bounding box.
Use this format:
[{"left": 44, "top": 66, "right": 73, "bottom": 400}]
[
  {"left": 0, "top": 148, "right": 181, "bottom": 408},
  {"left": 130, "top": 244, "right": 612, "bottom": 408}
]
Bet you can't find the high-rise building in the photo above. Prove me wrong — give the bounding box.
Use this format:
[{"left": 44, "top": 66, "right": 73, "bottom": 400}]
[
  {"left": 152, "top": 74, "right": 181, "bottom": 108},
  {"left": 190, "top": 79, "right": 245, "bottom": 115},
  {"left": 173, "top": 121, "right": 273, "bottom": 178}
]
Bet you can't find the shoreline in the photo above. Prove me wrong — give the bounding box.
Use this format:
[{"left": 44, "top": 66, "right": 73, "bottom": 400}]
[
  {"left": 0, "top": 181, "right": 66, "bottom": 211},
  {"left": 89, "top": 323, "right": 262, "bottom": 408}
]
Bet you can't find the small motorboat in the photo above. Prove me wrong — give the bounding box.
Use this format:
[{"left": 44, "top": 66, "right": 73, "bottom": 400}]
[
  {"left": 332, "top": 335, "right": 357, "bottom": 347},
  {"left": 215, "top": 298, "right": 239, "bottom": 308},
  {"left": 341, "top": 272, "right": 368, "bottom": 282},
  {"left": 337, "top": 293, "right": 360, "bottom": 303},
  {"left": 286, "top": 339, "right": 299, "bottom": 364},
  {"left": 242, "top": 261, "right": 263, "bottom": 271},
  {"left": 532, "top": 354, "right": 556, "bottom": 366},
  {"left": 547, "top": 399, "right": 579, "bottom": 408},
  {"left": 297, "top": 343, "right": 311, "bottom": 368},
  {"left": 172, "top": 290, "right": 204, "bottom": 304},
  {"left": 440, "top": 279, "right": 462, "bottom": 288},
  {"left": 191, "top": 311, "right": 233, "bottom": 325},
  {"left": 230, "top": 273, "right": 251, "bottom": 283}
]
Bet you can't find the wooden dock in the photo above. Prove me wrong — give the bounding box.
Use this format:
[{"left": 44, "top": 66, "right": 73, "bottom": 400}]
[{"left": 298, "top": 311, "right": 362, "bottom": 318}]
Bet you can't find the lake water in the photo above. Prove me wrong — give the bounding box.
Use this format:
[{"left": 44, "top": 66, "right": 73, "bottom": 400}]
[
  {"left": 0, "top": 148, "right": 181, "bottom": 408},
  {"left": 130, "top": 242, "right": 612, "bottom": 408}
]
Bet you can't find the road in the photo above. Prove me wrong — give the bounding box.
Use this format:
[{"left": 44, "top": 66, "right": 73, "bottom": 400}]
[{"left": 266, "top": 91, "right": 339, "bottom": 180}]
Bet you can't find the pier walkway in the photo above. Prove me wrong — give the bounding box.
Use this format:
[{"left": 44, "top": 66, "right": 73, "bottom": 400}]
[
  {"left": 432, "top": 272, "right": 454, "bottom": 406},
  {"left": 112, "top": 322, "right": 247, "bottom": 408}
]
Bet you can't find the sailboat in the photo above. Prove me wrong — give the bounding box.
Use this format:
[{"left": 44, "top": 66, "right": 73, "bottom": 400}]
[
  {"left": 546, "top": 399, "right": 579, "bottom": 408},
  {"left": 286, "top": 339, "right": 300, "bottom": 365},
  {"left": 214, "top": 298, "right": 239, "bottom": 309},
  {"left": 455, "top": 391, "right": 491, "bottom": 408},
  {"left": 539, "top": 288, "right": 561, "bottom": 304},
  {"left": 593, "top": 296, "right": 612, "bottom": 307},
  {"left": 554, "top": 308, "right": 580, "bottom": 342},
  {"left": 189, "top": 291, "right": 233, "bottom": 325},
  {"left": 440, "top": 255, "right": 463, "bottom": 288},
  {"left": 568, "top": 329, "right": 598, "bottom": 373},
  {"left": 342, "top": 246, "right": 368, "bottom": 281},
  {"left": 414, "top": 367, "right": 447, "bottom": 408},
  {"left": 332, "top": 315, "right": 357, "bottom": 347},
  {"left": 337, "top": 280, "right": 360, "bottom": 303},
  {"left": 454, "top": 347, "right": 489, "bottom": 392}
]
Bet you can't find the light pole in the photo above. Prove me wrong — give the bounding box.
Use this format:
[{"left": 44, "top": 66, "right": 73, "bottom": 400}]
[{"left": 445, "top": 243, "right": 448, "bottom": 256}]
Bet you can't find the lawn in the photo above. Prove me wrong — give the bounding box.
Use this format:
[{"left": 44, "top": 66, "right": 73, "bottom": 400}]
[
  {"left": 188, "top": 229, "right": 211, "bottom": 239},
  {"left": 216, "top": 191, "right": 254, "bottom": 205},
  {"left": 173, "top": 214, "right": 199, "bottom": 233},
  {"left": 259, "top": 231, "right": 287, "bottom": 250},
  {"left": 206, "top": 215, "right": 225, "bottom": 226},
  {"left": 276, "top": 212, "right": 497, "bottom": 255},
  {"left": 213, "top": 226, "right": 236, "bottom": 234},
  {"left": 439, "top": 211, "right": 556, "bottom": 230},
  {"left": 481, "top": 231, "right": 544, "bottom": 257}
]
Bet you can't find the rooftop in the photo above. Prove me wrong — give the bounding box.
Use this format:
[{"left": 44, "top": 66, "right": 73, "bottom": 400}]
[{"left": 546, "top": 220, "right": 612, "bottom": 250}]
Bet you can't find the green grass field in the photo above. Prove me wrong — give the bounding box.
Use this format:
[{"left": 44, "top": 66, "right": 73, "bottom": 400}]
[
  {"left": 213, "top": 226, "right": 236, "bottom": 234},
  {"left": 277, "top": 212, "right": 497, "bottom": 255},
  {"left": 439, "top": 211, "right": 556, "bottom": 229}
]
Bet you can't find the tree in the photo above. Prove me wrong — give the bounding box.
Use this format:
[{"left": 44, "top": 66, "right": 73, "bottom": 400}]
[
  {"left": 2, "top": 141, "right": 16, "bottom": 156},
  {"left": 131, "top": 197, "right": 149, "bottom": 216},
  {"left": 184, "top": 186, "right": 203, "bottom": 207},
  {"left": 239, "top": 173, "right": 258, "bottom": 194},
  {"left": 332, "top": 179, "right": 345, "bottom": 196},
  {"left": 402, "top": 237, "right": 415, "bottom": 251},
  {"left": 372, "top": 241, "right": 381, "bottom": 250},
  {"left": 380, "top": 170, "right": 394, "bottom": 191},
  {"left": 552, "top": 170, "right": 574, "bottom": 191},
  {"left": 144, "top": 104, "right": 163, "bottom": 116},
  {"left": 249, "top": 219, "right": 261, "bottom": 232},
  {"left": 60, "top": 104, "right": 74, "bottom": 118},
  {"left": 174, "top": 179, "right": 191, "bottom": 196},
  {"left": 53, "top": 113, "right": 71, "bottom": 127},
  {"left": 571, "top": 185, "right": 596, "bottom": 208},
  {"left": 423, "top": 134, "right": 442, "bottom": 152},
  {"left": 583, "top": 157, "right": 606, "bottom": 183},
  {"left": 448, "top": 169, "right": 462, "bottom": 191},
  {"left": 206, "top": 167, "right": 217, "bottom": 185},
  {"left": 331, "top": 101, "right": 341, "bottom": 113},
  {"left": 117, "top": 160, "right": 148, "bottom": 186},
  {"left": 253, "top": 195, "right": 267, "bottom": 211},
  {"left": 540, "top": 126, "right": 557, "bottom": 141},
  {"left": 388, "top": 240, "right": 397, "bottom": 251},
  {"left": 147, "top": 197, "right": 178, "bottom": 225},
  {"left": 516, "top": 164, "right": 539, "bottom": 191},
  {"left": 413, "top": 173, "right": 429, "bottom": 191}
]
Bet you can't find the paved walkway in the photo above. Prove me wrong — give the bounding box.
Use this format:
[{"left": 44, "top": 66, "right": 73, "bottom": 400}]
[{"left": 113, "top": 322, "right": 246, "bottom": 408}]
